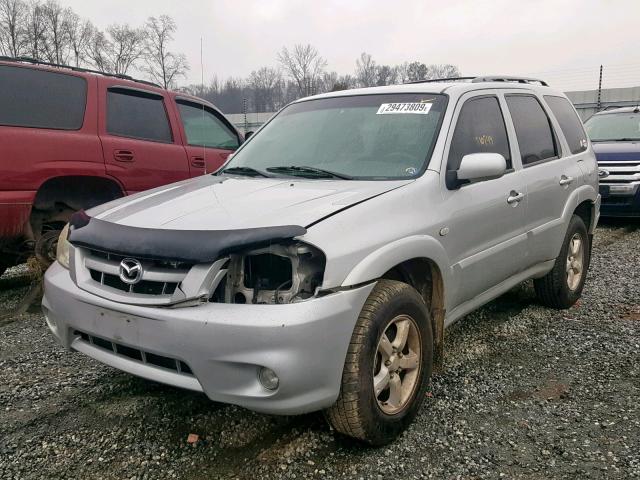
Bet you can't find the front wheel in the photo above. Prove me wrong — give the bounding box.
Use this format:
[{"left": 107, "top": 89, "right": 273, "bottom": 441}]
[
  {"left": 325, "top": 280, "right": 433, "bottom": 445},
  {"left": 534, "top": 215, "right": 590, "bottom": 309}
]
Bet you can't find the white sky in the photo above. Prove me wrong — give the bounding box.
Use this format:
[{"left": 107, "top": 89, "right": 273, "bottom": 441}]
[{"left": 64, "top": 0, "right": 640, "bottom": 92}]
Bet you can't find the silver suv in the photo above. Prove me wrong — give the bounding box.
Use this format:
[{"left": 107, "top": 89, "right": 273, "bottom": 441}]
[{"left": 44, "top": 76, "right": 600, "bottom": 445}]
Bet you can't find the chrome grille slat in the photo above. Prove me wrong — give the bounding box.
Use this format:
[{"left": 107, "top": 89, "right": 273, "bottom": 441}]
[
  {"left": 599, "top": 160, "right": 640, "bottom": 185},
  {"left": 73, "top": 246, "right": 229, "bottom": 306}
]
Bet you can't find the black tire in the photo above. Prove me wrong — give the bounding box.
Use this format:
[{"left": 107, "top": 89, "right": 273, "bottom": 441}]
[
  {"left": 325, "top": 280, "right": 433, "bottom": 445},
  {"left": 534, "top": 215, "right": 590, "bottom": 309}
]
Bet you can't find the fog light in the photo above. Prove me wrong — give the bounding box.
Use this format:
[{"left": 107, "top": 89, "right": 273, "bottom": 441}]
[{"left": 259, "top": 367, "right": 279, "bottom": 390}]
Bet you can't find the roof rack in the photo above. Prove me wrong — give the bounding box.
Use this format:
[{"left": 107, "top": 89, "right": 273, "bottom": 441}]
[
  {"left": 0, "top": 56, "right": 162, "bottom": 89},
  {"left": 405, "top": 75, "right": 549, "bottom": 87}
]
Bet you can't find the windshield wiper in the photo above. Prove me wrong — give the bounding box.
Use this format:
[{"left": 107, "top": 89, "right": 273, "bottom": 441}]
[
  {"left": 218, "top": 166, "right": 271, "bottom": 178},
  {"left": 266, "top": 165, "right": 353, "bottom": 180},
  {"left": 592, "top": 138, "right": 640, "bottom": 142}
]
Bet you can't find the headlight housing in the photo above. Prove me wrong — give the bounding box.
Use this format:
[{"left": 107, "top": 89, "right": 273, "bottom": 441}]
[
  {"left": 210, "top": 242, "right": 325, "bottom": 304},
  {"left": 56, "top": 223, "right": 71, "bottom": 269}
]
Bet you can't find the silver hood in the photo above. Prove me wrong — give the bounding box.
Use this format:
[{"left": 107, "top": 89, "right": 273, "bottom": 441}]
[{"left": 90, "top": 175, "right": 412, "bottom": 230}]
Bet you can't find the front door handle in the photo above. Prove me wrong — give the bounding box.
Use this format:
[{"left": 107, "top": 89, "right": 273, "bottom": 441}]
[
  {"left": 191, "top": 156, "right": 205, "bottom": 168},
  {"left": 559, "top": 175, "right": 574, "bottom": 186},
  {"left": 113, "top": 149, "right": 134, "bottom": 162},
  {"left": 507, "top": 190, "right": 525, "bottom": 205}
]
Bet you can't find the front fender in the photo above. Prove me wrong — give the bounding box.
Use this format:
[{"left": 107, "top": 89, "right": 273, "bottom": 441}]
[{"left": 342, "top": 234, "right": 452, "bottom": 296}]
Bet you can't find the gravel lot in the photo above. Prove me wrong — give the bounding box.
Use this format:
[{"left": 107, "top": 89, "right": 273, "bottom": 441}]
[{"left": 1, "top": 221, "right": 639, "bottom": 480}]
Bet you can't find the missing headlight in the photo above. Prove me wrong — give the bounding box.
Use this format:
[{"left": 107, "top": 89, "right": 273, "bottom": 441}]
[{"left": 210, "top": 242, "right": 325, "bottom": 304}]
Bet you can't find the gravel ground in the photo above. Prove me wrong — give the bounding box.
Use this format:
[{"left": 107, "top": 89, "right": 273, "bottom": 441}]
[{"left": 1, "top": 221, "right": 639, "bottom": 480}]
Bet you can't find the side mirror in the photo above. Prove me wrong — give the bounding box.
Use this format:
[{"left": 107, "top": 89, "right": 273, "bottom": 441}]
[
  {"left": 244, "top": 131, "right": 254, "bottom": 140},
  {"left": 457, "top": 153, "right": 507, "bottom": 182}
]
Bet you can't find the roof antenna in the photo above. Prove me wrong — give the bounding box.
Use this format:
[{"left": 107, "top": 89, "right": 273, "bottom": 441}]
[{"left": 201, "top": 36, "right": 206, "bottom": 174}]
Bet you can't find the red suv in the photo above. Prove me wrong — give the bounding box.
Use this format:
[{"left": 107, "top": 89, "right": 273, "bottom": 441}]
[{"left": 0, "top": 58, "right": 243, "bottom": 276}]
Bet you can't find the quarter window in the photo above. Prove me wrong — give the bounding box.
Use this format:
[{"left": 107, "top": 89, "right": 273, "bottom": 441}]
[
  {"left": 177, "top": 101, "right": 239, "bottom": 149},
  {"left": 448, "top": 96, "right": 511, "bottom": 172},
  {"left": 107, "top": 88, "right": 173, "bottom": 143},
  {"left": 506, "top": 95, "right": 558, "bottom": 165},
  {"left": 544, "top": 96, "right": 588, "bottom": 154},
  {"left": 0, "top": 65, "right": 86, "bottom": 130}
]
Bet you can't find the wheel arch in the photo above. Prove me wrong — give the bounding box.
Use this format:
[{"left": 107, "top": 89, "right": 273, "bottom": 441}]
[
  {"left": 30, "top": 175, "right": 125, "bottom": 235},
  {"left": 341, "top": 236, "right": 452, "bottom": 372}
]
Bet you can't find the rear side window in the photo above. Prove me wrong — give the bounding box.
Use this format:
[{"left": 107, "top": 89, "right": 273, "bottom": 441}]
[
  {"left": 544, "top": 96, "right": 588, "bottom": 154},
  {"left": 177, "top": 101, "right": 239, "bottom": 149},
  {"left": 107, "top": 88, "right": 172, "bottom": 142},
  {"left": 0, "top": 65, "right": 86, "bottom": 130},
  {"left": 448, "top": 96, "right": 511, "bottom": 171},
  {"left": 506, "top": 95, "right": 558, "bottom": 165}
]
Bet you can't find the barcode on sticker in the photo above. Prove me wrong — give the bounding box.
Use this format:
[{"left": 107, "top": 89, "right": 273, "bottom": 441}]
[{"left": 376, "top": 103, "right": 432, "bottom": 115}]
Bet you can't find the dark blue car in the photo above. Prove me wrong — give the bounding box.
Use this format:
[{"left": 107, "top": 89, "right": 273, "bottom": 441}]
[{"left": 585, "top": 106, "right": 640, "bottom": 217}]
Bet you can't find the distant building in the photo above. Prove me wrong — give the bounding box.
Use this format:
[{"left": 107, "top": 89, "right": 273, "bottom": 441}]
[{"left": 566, "top": 86, "right": 640, "bottom": 120}]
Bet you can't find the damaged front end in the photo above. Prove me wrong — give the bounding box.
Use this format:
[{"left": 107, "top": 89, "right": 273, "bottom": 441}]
[
  {"left": 64, "top": 214, "right": 326, "bottom": 307},
  {"left": 211, "top": 242, "right": 326, "bottom": 305}
]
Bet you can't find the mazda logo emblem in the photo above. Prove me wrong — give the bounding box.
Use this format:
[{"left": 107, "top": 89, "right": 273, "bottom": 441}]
[{"left": 119, "top": 258, "right": 143, "bottom": 285}]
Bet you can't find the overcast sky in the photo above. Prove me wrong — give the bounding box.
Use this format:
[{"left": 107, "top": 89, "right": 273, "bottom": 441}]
[{"left": 64, "top": 0, "right": 640, "bottom": 92}]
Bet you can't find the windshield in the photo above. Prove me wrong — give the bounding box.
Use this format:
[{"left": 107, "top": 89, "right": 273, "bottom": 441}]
[
  {"left": 584, "top": 111, "right": 640, "bottom": 142},
  {"left": 221, "top": 93, "right": 448, "bottom": 180}
]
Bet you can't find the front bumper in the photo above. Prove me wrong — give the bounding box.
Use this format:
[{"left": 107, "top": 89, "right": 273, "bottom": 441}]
[
  {"left": 43, "top": 262, "right": 374, "bottom": 415},
  {"left": 599, "top": 184, "right": 640, "bottom": 217}
]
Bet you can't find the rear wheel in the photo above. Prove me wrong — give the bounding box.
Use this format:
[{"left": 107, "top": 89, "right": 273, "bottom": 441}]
[
  {"left": 325, "top": 280, "right": 433, "bottom": 445},
  {"left": 534, "top": 215, "right": 590, "bottom": 309}
]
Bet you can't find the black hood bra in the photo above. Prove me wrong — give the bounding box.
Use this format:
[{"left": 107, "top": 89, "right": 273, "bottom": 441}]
[{"left": 68, "top": 211, "right": 307, "bottom": 263}]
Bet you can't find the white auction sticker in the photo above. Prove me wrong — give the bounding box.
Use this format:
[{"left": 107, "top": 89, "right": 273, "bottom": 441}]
[{"left": 376, "top": 102, "right": 432, "bottom": 115}]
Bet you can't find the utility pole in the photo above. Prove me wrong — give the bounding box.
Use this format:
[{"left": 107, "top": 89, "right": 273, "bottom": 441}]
[
  {"left": 242, "top": 97, "right": 248, "bottom": 134},
  {"left": 596, "top": 65, "right": 603, "bottom": 112}
]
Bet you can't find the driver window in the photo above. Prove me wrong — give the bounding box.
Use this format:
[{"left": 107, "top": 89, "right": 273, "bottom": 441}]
[{"left": 447, "top": 96, "right": 512, "bottom": 172}]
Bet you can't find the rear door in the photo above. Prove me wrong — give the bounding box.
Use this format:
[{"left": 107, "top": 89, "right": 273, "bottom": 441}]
[
  {"left": 440, "top": 91, "right": 528, "bottom": 307},
  {"left": 174, "top": 99, "right": 241, "bottom": 175},
  {"left": 503, "top": 92, "right": 584, "bottom": 263},
  {"left": 98, "top": 80, "right": 190, "bottom": 194}
]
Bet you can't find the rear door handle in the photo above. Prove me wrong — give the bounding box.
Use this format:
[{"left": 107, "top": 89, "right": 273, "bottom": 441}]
[
  {"left": 191, "top": 156, "right": 205, "bottom": 168},
  {"left": 507, "top": 190, "right": 525, "bottom": 205},
  {"left": 113, "top": 150, "right": 134, "bottom": 162},
  {"left": 559, "top": 175, "right": 574, "bottom": 186}
]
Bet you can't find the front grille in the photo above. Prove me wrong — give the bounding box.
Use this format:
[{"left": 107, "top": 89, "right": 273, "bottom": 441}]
[
  {"left": 89, "top": 269, "right": 178, "bottom": 295},
  {"left": 599, "top": 160, "right": 640, "bottom": 185},
  {"left": 75, "top": 330, "right": 193, "bottom": 375},
  {"left": 81, "top": 249, "right": 191, "bottom": 300}
]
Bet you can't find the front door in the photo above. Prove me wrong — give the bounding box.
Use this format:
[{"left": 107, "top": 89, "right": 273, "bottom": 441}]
[
  {"left": 99, "top": 83, "right": 190, "bottom": 194},
  {"left": 440, "top": 92, "right": 528, "bottom": 307},
  {"left": 174, "top": 99, "right": 241, "bottom": 176}
]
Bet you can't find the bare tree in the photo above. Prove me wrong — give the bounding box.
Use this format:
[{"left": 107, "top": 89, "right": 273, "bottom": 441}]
[
  {"left": 102, "top": 23, "right": 146, "bottom": 75},
  {"left": 0, "top": 0, "right": 27, "bottom": 57},
  {"left": 248, "top": 66, "right": 283, "bottom": 112},
  {"left": 425, "top": 63, "right": 460, "bottom": 79},
  {"left": 376, "top": 65, "right": 397, "bottom": 86},
  {"left": 144, "top": 15, "right": 188, "bottom": 89},
  {"left": 277, "top": 43, "right": 327, "bottom": 97},
  {"left": 355, "top": 52, "right": 377, "bottom": 87},
  {"left": 86, "top": 26, "right": 111, "bottom": 71},
  {"left": 406, "top": 61, "right": 428, "bottom": 82},
  {"left": 65, "top": 11, "right": 92, "bottom": 67},
  {"left": 40, "top": 0, "right": 71, "bottom": 64},
  {"left": 23, "top": 0, "right": 46, "bottom": 59}
]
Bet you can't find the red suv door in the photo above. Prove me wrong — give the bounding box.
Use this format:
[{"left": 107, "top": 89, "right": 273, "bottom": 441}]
[
  {"left": 98, "top": 79, "right": 190, "bottom": 194},
  {"left": 173, "top": 98, "right": 241, "bottom": 175}
]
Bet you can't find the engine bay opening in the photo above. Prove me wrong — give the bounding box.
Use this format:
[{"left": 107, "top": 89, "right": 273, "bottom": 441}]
[{"left": 209, "top": 242, "right": 326, "bottom": 305}]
